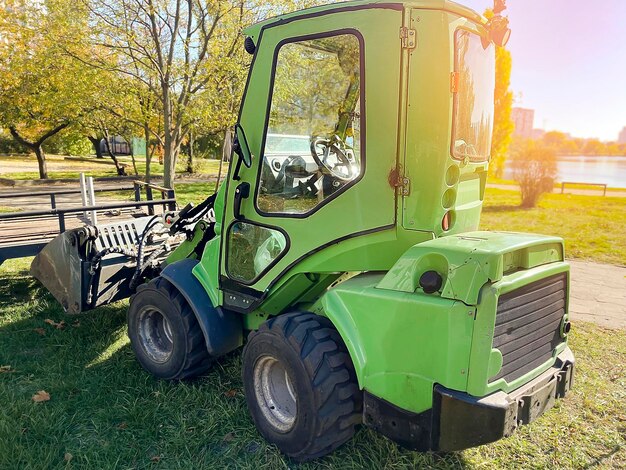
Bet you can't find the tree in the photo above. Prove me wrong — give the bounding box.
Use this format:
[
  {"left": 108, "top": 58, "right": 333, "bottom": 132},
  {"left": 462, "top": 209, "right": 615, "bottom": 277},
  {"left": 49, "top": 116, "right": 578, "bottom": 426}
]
[
  {"left": 510, "top": 141, "right": 557, "bottom": 208},
  {"left": 485, "top": 9, "right": 514, "bottom": 178},
  {"left": 0, "top": 0, "right": 97, "bottom": 178},
  {"left": 76, "top": 0, "right": 256, "bottom": 188}
]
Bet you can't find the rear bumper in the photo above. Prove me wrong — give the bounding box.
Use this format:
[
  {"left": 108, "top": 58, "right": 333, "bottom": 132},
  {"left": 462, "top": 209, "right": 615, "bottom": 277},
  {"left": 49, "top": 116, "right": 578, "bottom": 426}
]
[{"left": 363, "top": 346, "right": 575, "bottom": 452}]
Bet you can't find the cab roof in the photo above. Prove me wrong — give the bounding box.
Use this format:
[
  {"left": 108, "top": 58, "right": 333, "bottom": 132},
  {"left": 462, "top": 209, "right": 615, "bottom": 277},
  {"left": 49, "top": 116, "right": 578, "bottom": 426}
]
[{"left": 243, "top": 0, "right": 486, "bottom": 40}]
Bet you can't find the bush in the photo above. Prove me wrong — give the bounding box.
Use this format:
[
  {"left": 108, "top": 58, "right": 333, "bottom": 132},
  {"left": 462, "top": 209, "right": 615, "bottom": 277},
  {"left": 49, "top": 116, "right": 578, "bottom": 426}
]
[
  {"left": 511, "top": 141, "right": 557, "bottom": 208},
  {"left": 42, "top": 129, "right": 92, "bottom": 156},
  {"left": 0, "top": 129, "right": 27, "bottom": 154}
]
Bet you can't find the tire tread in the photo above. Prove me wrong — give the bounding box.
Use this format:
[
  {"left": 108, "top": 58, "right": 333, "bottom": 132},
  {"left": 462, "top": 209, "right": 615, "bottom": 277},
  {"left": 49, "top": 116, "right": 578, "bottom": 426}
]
[{"left": 245, "top": 312, "right": 362, "bottom": 461}]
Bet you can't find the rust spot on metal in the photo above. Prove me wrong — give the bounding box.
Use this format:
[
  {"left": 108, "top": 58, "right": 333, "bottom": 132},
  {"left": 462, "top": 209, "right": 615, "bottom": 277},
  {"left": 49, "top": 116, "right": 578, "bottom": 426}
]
[{"left": 388, "top": 166, "right": 402, "bottom": 188}]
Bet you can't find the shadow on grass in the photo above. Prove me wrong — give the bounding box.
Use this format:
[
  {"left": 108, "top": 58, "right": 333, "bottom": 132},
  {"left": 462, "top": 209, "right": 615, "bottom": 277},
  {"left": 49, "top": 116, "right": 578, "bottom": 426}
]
[
  {"left": 0, "top": 269, "right": 43, "bottom": 309},
  {"left": 582, "top": 445, "right": 622, "bottom": 469}
]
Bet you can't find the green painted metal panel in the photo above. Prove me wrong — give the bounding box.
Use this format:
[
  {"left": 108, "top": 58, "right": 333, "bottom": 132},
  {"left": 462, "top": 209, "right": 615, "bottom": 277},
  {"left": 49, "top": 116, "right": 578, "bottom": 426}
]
[
  {"left": 377, "top": 231, "right": 564, "bottom": 304},
  {"left": 318, "top": 272, "right": 474, "bottom": 414}
]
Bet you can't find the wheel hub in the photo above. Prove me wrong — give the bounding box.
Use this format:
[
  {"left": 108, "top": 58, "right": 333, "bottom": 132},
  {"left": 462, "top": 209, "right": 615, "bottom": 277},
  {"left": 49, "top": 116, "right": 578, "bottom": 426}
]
[
  {"left": 253, "top": 355, "right": 297, "bottom": 432},
  {"left": 137, "top": 307, "right": 174, "bottom": 363}
]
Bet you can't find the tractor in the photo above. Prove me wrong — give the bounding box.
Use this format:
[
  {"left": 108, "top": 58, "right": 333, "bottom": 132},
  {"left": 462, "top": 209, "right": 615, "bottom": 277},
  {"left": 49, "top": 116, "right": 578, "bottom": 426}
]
[{"left": 31, "top": 0, "right": 574, "bottom": 461}]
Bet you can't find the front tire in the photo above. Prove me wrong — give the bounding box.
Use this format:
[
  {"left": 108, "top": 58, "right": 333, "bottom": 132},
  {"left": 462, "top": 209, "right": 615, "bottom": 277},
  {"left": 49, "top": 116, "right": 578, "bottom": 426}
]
[
  {"left": 127, "top": 277, "right": 211, "bottom": 380},
  {"left": 242, "top": 312, "right": 362, "bottom": 461}
]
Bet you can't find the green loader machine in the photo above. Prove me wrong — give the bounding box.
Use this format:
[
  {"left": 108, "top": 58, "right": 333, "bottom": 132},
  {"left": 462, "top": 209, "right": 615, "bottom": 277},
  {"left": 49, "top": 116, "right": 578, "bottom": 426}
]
[{"left": 31, "top": 0, "right": 574, "bottom": 461}]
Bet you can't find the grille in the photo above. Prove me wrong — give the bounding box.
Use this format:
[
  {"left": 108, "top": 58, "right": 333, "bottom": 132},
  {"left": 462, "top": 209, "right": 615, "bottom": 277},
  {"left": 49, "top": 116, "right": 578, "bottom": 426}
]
[{"left": 491, "top": 273, "right": 567, "bottom": 383}]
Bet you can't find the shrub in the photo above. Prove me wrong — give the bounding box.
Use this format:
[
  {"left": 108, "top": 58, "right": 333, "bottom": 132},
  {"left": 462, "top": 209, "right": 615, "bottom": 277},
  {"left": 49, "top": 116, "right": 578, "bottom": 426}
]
[{"left": 511, "top": 141, "right": 557, "bottom": 208}]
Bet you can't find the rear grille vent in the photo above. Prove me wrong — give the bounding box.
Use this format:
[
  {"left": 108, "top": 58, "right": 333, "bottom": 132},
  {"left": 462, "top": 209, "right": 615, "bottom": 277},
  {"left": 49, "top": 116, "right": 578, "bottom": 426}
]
[{"left": 492, "top": 273, "right": 567, "bottom": 383}]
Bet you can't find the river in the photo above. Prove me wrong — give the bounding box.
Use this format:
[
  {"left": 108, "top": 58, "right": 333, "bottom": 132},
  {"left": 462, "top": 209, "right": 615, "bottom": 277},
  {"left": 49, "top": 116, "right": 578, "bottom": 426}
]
[{"left": 503, "top": 155, "right": 626, "bottom": 188}]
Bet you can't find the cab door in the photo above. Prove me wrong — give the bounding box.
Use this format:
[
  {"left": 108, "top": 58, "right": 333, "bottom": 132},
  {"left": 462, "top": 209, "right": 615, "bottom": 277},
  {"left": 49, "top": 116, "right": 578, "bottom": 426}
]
[{"left": 219, "top": 7, "right": 403, "bottom": 311}]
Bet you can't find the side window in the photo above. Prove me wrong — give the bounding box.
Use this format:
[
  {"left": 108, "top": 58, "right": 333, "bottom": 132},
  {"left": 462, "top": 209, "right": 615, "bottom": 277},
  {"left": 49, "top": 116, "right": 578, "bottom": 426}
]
[
  {"left": 227, "top": 222, "right": 287, "bottom": 283},
  {"left": 257, "top": 33, "right": 363, "bottom": 215}
]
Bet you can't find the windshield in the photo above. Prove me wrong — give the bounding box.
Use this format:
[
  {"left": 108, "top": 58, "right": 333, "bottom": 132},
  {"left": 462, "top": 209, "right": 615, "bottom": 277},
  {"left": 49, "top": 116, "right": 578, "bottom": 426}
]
[
  {"left": 452, "top": 30, "right": 495, "bottom": 162},
  {"left": 264, "top": 134, "right": 311, "bottom": 155}
]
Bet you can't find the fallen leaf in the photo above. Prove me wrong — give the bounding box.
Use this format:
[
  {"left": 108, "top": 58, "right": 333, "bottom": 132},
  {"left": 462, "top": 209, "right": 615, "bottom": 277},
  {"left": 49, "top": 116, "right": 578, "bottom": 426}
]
[
  {"left": 44, "top": 319, "right": 66, "bottom": 329},
  {"left": 32, "top": 390, "right": 51, "bottom": 402},
  {"left": 34, "top": 328, "right": 46, "bottom": 336},
  {"left": 223, "top": 432, "right": 235, "bottom": 442},
  {"left": 72, "top": 320, "right": 80, "bottom": 328},
  {"left": 64, "top": 453, "right": 73, "bottom": 462},
  {"left": 0, "top": 365, "right": 11, "bottom": 373},
  {"left": 224, "top": 389, "right": 237, "bottom": 398},
  {"left": 116, "top": 422, "right": 127, "bottom": 430},
  {"left": 150, "top": 455, "right": 161, "bottom": 463}
]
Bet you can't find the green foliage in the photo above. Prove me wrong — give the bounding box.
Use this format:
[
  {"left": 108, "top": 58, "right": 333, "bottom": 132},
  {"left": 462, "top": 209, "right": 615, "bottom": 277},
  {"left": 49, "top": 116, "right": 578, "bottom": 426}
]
[
  {"left": 510, "top": 141, "right": 557, "bottom": 208},
  {"left": 0, "top": 0, "right": 101, "bottom": 177},
  {"left": 43, "top": 130, "right": 93, "bottom": 157},
  {"left": 0, "top": 130, "right": 25, "bottom": 154}
]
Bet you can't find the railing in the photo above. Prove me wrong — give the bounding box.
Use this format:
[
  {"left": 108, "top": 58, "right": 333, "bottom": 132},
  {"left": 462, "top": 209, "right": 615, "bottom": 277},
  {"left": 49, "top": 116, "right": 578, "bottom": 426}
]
[
  {"left": 0, "top": 199, "right": 176, "bottom": 233},
  {"left": 0, "top": 185, "right": 135, "bottom": 210},
  {"left": 0, "top": 179, "right": 177, "bottom": 264},
  {"left": 560, "top": 181, "right": 607, "bottom": 196},
  {"left": 133, "top": 181, "right": 177, "bottom": 214}
]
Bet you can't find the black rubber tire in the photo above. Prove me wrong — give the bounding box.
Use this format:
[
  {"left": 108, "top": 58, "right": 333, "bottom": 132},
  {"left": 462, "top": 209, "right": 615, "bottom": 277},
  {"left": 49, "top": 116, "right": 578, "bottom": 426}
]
[
  {"left": 242, "top": 312, "right": 362, "bottom": 461},
  {"left": 127, "top": 277, "right": 212, "bottom": 380}
]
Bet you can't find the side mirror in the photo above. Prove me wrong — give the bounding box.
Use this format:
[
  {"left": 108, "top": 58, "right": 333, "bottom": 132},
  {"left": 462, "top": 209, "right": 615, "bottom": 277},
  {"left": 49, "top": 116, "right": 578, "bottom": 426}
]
[{"left": 233, "top": 123, "right": 252, "bottom": 168}]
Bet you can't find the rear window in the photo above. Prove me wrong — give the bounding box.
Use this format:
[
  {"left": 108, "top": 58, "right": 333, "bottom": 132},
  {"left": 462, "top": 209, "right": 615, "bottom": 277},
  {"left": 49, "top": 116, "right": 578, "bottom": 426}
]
[{"left": 452, "top": 30, "right": 495, "bottom": 162}]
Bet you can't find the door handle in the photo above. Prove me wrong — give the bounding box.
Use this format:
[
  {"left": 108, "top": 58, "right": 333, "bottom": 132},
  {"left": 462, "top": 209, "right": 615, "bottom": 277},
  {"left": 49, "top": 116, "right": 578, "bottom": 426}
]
[{"left": 233, "top": 182, "right": 250, "bottom": 220}]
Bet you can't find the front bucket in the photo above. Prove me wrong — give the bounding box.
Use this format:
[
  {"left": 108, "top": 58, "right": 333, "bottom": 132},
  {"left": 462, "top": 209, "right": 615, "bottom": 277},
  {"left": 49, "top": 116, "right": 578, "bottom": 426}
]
[
  {"left": 30, "top": 217, "right": 156, "bottom": 314},
  {"left": 30, "top": 227, "right": 87, "bottom": 314}
]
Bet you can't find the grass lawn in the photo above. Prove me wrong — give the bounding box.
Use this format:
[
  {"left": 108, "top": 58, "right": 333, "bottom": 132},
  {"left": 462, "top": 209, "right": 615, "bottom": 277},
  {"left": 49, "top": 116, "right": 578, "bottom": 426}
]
[
  {"left": 481, "top": 188, "right": 626, "bottom": 266},
  {"left": 0, "top": 257, "right": 624, "bottom": 469}
]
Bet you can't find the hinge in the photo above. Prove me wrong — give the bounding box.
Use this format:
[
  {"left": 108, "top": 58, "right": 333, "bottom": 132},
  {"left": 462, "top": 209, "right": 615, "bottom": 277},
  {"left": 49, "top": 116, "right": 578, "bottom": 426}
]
[
  {"left": 388, "top": 167, "right": 411, "bottom": 196},
  {"left": 400, "top": 176, "right": 411, "bottom": 196},
  {"left": 400, "top": 27, "right": 417, "bottom": 49}
]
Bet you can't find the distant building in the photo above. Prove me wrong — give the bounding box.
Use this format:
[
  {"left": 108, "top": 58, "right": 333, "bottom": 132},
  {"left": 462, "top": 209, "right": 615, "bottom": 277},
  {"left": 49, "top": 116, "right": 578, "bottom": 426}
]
[
  {"left": 618, "top": 126, "right": 626, "bottom": 144},
  {"left": 532, "top": 128, "right": 545, "bottom": 139},
  {"left": 511, "top": 107, "right": 535, "bottom": 139}
]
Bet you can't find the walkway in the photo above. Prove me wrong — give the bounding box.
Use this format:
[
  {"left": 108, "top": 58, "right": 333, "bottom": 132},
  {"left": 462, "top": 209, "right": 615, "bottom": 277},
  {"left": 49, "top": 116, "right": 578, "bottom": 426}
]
[{"left": 569, "top": 260, "right": 626, "bottom": 329}]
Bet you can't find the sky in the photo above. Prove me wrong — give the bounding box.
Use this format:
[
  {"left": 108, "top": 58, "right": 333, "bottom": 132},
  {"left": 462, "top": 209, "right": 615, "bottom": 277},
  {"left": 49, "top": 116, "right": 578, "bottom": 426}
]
[{"left": 462, "top": 0, "right": 626, "bottom": 141}]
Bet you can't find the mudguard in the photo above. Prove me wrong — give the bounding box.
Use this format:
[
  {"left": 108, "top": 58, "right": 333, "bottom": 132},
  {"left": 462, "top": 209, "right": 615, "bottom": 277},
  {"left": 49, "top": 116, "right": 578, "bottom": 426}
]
[{"left": 161, "top": 258, "right": 242, "bottom": 356}]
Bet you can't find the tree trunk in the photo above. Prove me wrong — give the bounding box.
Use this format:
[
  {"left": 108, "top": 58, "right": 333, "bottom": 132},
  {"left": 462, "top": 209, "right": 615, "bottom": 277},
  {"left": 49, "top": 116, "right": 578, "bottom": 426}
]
[
  {"left": 144, "top": 124, "right": 152, "bottom": 182},
  {"left": 9, "top": 124, "right": 68, "bottom": 179},
  {"left": 33, "top": 145, "right": 48, "bottom": 179},
  {"left": 222, "top": 128, "right": 232, "bottom": 162},
  {"left": 186, "top": 130, "right": 194, "bottom": 174},
  {"left": 162, "top": 90, "right": 176, "bottom": 189},
  {"left": 129, "top": 141, "right": 139, "bottom": 176},
  {"left": 88, "top": 136, "right": 104, "bottom": 159},
  {"left": 103, "top": 131, "right": 126, "bottom": 176}
]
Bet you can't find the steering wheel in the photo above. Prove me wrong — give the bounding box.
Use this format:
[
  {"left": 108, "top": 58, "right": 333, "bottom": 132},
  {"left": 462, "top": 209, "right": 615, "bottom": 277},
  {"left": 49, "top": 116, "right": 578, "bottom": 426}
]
[{"left": 310, "top": 136, "right": 358, "bottom": 181}]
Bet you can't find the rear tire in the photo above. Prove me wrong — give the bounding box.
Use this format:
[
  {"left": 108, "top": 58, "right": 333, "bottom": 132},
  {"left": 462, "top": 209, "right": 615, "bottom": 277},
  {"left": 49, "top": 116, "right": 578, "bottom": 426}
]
[
  {"left": 127, "top": 277, "right": 211, "bottom": 380},
  {"left": 242, "top": 312, "right": 362, "bottom": 461}
]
